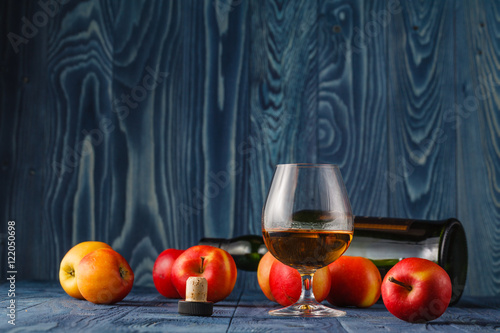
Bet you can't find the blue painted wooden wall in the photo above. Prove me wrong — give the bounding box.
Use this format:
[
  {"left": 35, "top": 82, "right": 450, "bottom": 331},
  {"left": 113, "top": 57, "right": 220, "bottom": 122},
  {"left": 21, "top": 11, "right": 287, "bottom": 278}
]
[{"left": 1, "top": 0, "right": 499, "bottom": 296}]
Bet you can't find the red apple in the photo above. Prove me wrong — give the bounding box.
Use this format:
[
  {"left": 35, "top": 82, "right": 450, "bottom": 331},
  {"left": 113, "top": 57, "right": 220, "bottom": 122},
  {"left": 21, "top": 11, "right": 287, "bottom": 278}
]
[
  {"left": 381, "top": 258, "right": 452, "bottom": 323},
  {"left": 268, "top": 259, "right": 331, "bottom": 307},
  {"left": 171, "top": 245, "right": 237, "bottom": 303},
  {"left": 257, "top": 252, "right": 278, "bottom": 302},
  {"left": 153, "top": 249, "right": 185, "bottom": 298},
  {"left": 76, "top": 248, "right": 134, "bottom": 304},
  {"left": 327, "top": 256, "right": 381, "bottom": 308}
]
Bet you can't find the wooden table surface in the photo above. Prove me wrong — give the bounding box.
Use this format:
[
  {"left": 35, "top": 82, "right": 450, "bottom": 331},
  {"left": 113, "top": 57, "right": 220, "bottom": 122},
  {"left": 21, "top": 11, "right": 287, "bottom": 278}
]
[{"left": 1, "top": 279, "right": 499, "bottom": 332}]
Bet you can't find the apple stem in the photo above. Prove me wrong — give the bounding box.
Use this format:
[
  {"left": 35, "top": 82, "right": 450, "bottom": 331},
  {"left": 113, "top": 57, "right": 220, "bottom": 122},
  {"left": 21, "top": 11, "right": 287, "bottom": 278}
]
[
  {"left": 200, "top": 256, "right": 205, "bottom": 274},
  {"left": 388, "top": 276, "right": 412, "bottom": 292}
]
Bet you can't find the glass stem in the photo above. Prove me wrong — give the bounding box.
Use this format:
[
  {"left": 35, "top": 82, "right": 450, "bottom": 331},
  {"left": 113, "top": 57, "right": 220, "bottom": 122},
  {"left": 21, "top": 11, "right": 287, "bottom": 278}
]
[{"left": 297, "top": 273, "right": 317, "bottom": 306}]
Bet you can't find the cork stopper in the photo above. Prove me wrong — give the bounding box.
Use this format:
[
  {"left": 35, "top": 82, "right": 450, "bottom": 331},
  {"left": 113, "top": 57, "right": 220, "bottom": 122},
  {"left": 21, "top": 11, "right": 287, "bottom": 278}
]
[
  {"left": 185, "top": 276, "right": 208, "bottom": 302},
  {"left": 178, "top": 277, "right": 213, "bottom": 316}
]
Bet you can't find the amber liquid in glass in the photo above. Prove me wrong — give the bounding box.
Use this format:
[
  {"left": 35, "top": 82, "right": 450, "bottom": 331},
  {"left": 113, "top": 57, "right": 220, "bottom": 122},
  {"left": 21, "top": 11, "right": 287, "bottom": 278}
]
[{"left": 263, "top": 229, "right": 353, "bottom": 272}]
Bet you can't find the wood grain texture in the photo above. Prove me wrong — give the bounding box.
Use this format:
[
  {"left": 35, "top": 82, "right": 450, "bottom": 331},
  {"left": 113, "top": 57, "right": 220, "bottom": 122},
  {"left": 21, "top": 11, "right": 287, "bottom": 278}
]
[
  {"left": 1, "top": 282, "right": 500, "bottom": 332},
  {"left": 0, "top": 0, "right": 24, "bottom": 253},
  {"left": 248, "top": 0, "right": 319, "bottom": 234},
  {"left": 108, "top": 0, "right": 182, "bottom": 287},
  {"left": 456, "top": 0, "right": 500, "bottom": 296},
  {"left": 387, "top": 0, "right": 456, "bottom": 220},
  {"left": 42, "top": 0, "right": 115, "bottom": 281},
  {"left": 190, "top": 0, "right": 250, "bottom": 240},
  {"left": 0, "top": 0, "right": 54, "bottom": 280},
  {"left": 0, "top": 0, "right": 499, "bottom": 297},
  {"left": 317, "top": 0, "right": 388, "bottom": 216},
  {"left": 1, "top": 0, "right": 252, "bottom": 288}
]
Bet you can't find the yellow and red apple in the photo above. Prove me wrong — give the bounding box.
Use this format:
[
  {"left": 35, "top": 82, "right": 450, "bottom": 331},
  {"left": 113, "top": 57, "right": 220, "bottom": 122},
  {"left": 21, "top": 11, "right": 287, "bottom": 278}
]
[
  {"left": 327, "top": 256, "right": 381, "bottom": 308},
  {"left": 153, "top": 248, "right": 185, "bottom": 298},
  {"left": 59, "top": 241, "right": 112, "bottom": 299},
  {"left": 76, "top": 248, "right": 134, "bottom": 304},
  {"left": 171, "top": 245, "right": 237, "bottom": 303},
  {"left": 257, "top": 252, "right": 278, "bottom": 302},
  {"left": 381, "top": 258, "right": 452, "bottom": 323}
]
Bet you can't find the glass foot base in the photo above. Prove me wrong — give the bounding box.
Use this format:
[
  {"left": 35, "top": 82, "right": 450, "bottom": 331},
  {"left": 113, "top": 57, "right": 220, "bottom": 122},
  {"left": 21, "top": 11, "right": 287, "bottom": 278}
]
[{"left": 269, "top": 303, "right": 346, "bottom": 317}]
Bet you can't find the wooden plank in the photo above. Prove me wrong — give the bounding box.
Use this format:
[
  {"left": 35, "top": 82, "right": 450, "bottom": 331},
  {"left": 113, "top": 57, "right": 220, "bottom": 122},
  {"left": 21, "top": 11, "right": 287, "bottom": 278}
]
[
  {"left": 106, "top": 0, "right": 186, "bottom": 287},
  {"left": 0, "top": 0, "right": 56, "bottom": 281},
  {"left": 0, "top": 0, "right": 497, "bottom": 300},
  {"left": 229, "top": 291, "right": 347, "bottom": 332},
  {"left": 248, "top": 0, "right": 319, "bottom": 235},
  {"left": 387, "top": 0, "right": 456, "bottom": 219},
  {"left": 190, "top": 0, "right": 250, "bottom": 239},
  {"left": 41, "top": 0, "right": 115, "bottom": 280},
  {"left": 317, "top": 0, "right": 388, "bottom": 216},
  {"left": 1, "top": 282, "right": 500, "bottom": 332},
  {"left": 0, "top": 282, "right": 237, "bottom": 332},
  {"left": 0, "top": 0, "right": 24, "bottom": 281},
  {"left": 107, "top": 0, "right": 250, "bottom": 287},
  {"left": 455, "top": 0, "right": 500, "bottom": 296},
  {"left": 223, "top": 291, "right": 500, "bottom": 332}
]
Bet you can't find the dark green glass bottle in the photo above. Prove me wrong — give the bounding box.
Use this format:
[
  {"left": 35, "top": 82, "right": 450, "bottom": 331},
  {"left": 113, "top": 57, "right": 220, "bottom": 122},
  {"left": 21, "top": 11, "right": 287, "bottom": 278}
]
[
  {"left": 199, "top": 235, "right": 268, "bottom": 271},
  {"left": 200, "top": 214, "right": 468, "bottom": 305}
]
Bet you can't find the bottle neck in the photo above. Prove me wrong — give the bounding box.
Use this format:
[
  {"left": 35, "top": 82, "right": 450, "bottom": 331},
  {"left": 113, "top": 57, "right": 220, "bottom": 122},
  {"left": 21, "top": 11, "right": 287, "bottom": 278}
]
[
  {"left": 199, "top": 236, "right": 267, "bottom": 271},
  {"left": 198, "top": 238, "right": 224, "bottom": 248}
]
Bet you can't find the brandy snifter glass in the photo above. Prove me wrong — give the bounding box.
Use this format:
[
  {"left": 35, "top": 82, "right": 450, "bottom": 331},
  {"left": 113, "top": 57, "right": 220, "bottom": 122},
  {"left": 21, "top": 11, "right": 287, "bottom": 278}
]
[{"left": 262, "top": 164, "right": 354, "bottom": 317}]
